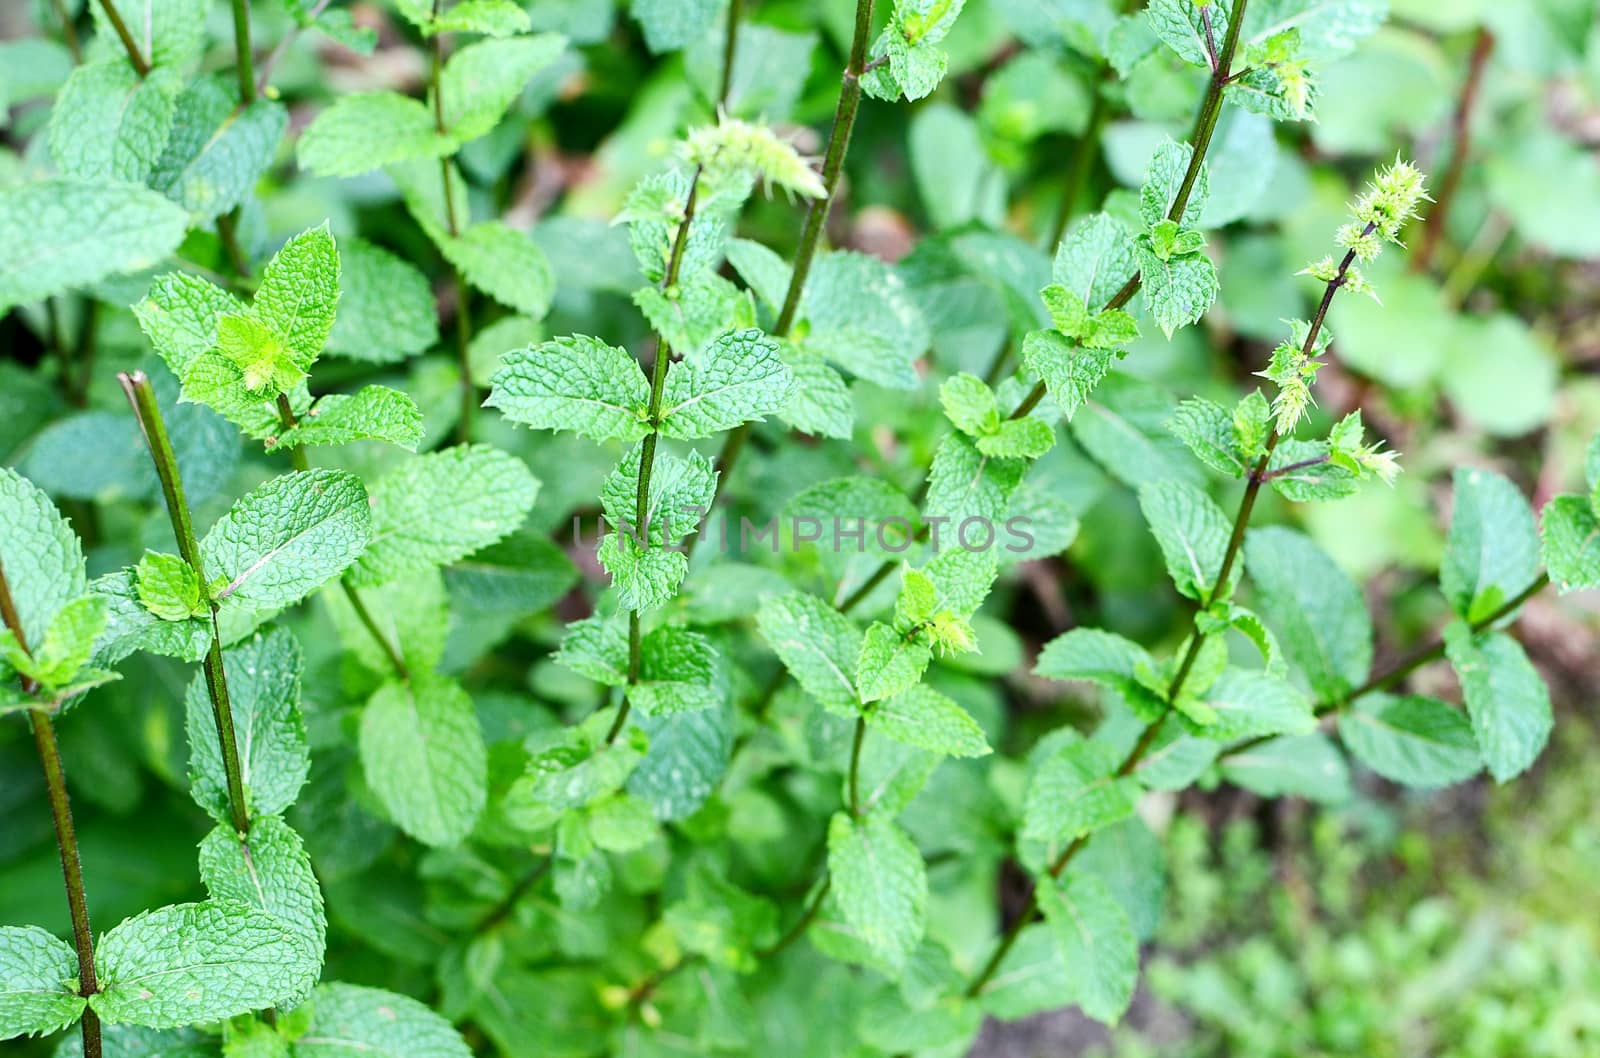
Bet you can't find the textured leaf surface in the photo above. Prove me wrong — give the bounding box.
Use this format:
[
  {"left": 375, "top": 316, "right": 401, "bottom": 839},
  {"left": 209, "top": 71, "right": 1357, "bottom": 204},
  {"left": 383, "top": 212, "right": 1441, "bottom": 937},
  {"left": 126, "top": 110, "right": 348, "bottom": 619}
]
[
  {"left": 1052, "top": 213, "right": 1139, "bottom": 309},
  {"left": 296, "top": 91, "right": 454, "bottom": 176},
  {"left": 323, "top": 237, "right": 439, "bottom": 362},
  {"left": 351, "top": 445, "right": 537, "bottom": 585},
  {"left": 91, "top": 902, "right": 318, "bottom": 1027},
  {"left": 1139, "top": 479, "right": 1231, "bottom": 601},
  {"left": 359, "top": 673, "right": 487, "bottom": 846},
  {"left": 270, "top": 386, "right": 423, "bottom": 452},
  {"left": 659, "top": 329, "right": 794, "bottom": 440},
  {"left": 1339, "top": 694, "right": 1481, "bottom": 788},
  {"left": 1220, "top": 733, "right": 1352, "bottom": 802},
  {"left": 756, "top": 593, "right": 862, "bottom": 714},
  {"left": 1021, "top": 329, "right": 1114, "bottom": 421},
  {"left": 290, "top": 983, "right": 472, "bottom": 1058},
  {"left": 1542, "top": 494, "right": 1600, "bottom": 593},
  {"left": 855, "top": 622, "right": 933, "bottom": 704},
  {"left": 600, "top": 446, "right": 715, "bottom": 547},
  {"left": 149, "top": 76, "right": 287, "bottom": 221},
  {"left": 1443, "top": 625, "right": 1552, "bottom": 783},
  {"left": 437, "top": 34, "right": 565, "bottom": 143},
  {"left": 136, "top": 272, "right": 246, "bottom": 377},
  {"left": 201, "top": 470, "right": 371, "bottom": 610},
  {"left": 0, "top": 179, "right": 188, "bottom": 314},
  {"left": 0, "top": 467, "right": 86, "bottom": 648},
  {"left": 1038, "top": 874, "right": 1138, "bottom": 1026},
  {"left": 48, "top": 62, "right": 178, "bottom": 183},
  {"left": 255, "top": 225, "right": 341, "bottom": 369},
  {"left": 1138, "top": 246, "right": 1219, "bottom": 339},
  {"left": 1244, "top": 527, "right": 1372, "bottom": 699},
  {"left": 867, "top": 685, "right": 990, "bottom": 757},
  {"left": 0, "top": 925, "right": 85, "bottom": 1040},
  {"left": 438, "top": 220, "right": 555, "bottom": 318},
  {"left": 1199, "top": 669, "right": 1316, "bottom": 741},
  {"left": 1023, "top": 739, "right": 1139, "bottom": 845},
  {"left": 1441, "top": 467, "right": 1540, "bottom": 622},
  {"left": 185, "top": 628, "right": 309, "bottom": 823},
  {"left": 628, "top": 705, "right": 731, "bottom": 821},
  {"left": 198, "top": 816, "right": 326, "bottom": 958},
  {"left": 827, "top": 812, "right": 926, "bottom": 971},
  {"left": 1035, "top": 628, "right": 1166, "bottom": 721},
  {"left": 486, "top": 336, "right": 651, "bottom": 441}
]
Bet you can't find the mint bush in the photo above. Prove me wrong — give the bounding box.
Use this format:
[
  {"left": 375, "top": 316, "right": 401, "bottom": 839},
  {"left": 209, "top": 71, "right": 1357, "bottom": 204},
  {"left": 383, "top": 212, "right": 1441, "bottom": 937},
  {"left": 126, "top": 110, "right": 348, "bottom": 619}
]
[{"left": 1, "top": 1, "right": 1596, "bottom": 1056}]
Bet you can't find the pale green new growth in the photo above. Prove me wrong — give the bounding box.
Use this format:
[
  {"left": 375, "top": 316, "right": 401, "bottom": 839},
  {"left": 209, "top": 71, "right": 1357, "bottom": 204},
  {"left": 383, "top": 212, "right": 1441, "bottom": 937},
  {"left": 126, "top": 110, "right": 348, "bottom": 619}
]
[{"left": 0, "top": 926, "right": 86, "bottom": 1040}]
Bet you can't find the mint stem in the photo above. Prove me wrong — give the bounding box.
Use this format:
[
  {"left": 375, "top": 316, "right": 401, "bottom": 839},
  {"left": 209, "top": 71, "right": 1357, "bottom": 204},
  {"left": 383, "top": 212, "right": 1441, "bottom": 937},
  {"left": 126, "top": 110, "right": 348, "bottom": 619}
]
[
  {"left": 956, "top": 0, "right": 1255, "bottom": 1003},
  {"left": 50, "top": 0, "right": 82, "bottom": 62},
  {"left": 1412, "top": 27, "right": 1493, "bottom": 274},
  {"left": 717, "top": 0, "right": 743, "bottom": 108},
  {"left": 0, "top": 563, "right": 102, "bottom": 1058},
  {"left": 119, "top": 371, "right": 251, "bottom": 837},
  {"left": 427, "top": 0, "right": 478, "bottom": 446},
  {"left": 231, "top": 0, "right": 256, "bottom": 104},
  {"left": 610, "top": 169, "right": 704, "bottom": 746},
  {"left": 95, "top": 0, "right": 150, "bottom": 76},
  {"left": 710, "top": 0, "right": 876, "bottom": 501}
]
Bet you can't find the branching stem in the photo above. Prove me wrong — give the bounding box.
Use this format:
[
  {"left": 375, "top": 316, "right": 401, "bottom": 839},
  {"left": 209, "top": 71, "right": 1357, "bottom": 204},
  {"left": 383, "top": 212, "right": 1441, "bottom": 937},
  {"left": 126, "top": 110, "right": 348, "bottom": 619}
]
[
  {"left": 0, "top": 564, "right": 102, "bottom": 1058},
  {"left": 710, "top": 0, "right": 876, "bottom": 499},
  {"left": 120, "top": 373, "right": 250, "bottom": 836}
]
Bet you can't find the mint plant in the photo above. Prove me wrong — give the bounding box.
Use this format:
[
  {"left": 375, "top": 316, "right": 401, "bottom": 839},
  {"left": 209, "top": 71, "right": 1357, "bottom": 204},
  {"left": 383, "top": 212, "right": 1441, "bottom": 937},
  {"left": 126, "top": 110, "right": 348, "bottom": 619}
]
[{"left": 3, "top": 1, "right": 1597, "bottom": 1056}]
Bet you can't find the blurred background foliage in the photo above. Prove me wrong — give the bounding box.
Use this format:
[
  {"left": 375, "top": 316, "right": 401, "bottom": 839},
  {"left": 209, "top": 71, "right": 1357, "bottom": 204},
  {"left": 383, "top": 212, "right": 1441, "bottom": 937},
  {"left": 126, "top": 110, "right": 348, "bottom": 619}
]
[{"left": 3, "top": 0, "right": 1599, "bottom": 1054}]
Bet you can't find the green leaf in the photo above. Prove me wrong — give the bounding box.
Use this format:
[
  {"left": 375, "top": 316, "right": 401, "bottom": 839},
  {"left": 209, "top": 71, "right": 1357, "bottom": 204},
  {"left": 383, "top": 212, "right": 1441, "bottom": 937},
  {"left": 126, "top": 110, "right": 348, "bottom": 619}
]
[
  {"left": 486, "top": 335, "right": 651, "bottom": 442},
  {"left": 442, "top": 530, "right": 578, "bottom": 614},
  {"left": 1034, "top": 628, "right": 1167, "bottom": 722},
  {"left": 324, "top": 237, "right": 439, "bottom": 363},
  {"left": 134, "top": 551, "right": 203, "bottom": 622},
  {"left": 434, "top": 0, "right": 532, "bottom": 36},
  {"left": 48, "top": 62, "right": 178, "bottom": 183},
  {"left": 0, "top": 467, "right": 86, "bottom": 650},
  {"left": 600, "top": 446, "right": 716, "bottom": 548},
  {"left": 554, "top": 616, "right": 629, "bottom": 687},
  {"left": 1542, "top": 494, "right": 1600, "bottom": 593},
  {"left": 978, "top": 417, "right": 1055, "bottom": 460},
  {"left": 1052, "top": 213, "right": 1139, "bottom": 309},
  {"left": 359, "top": 672, "right": 487, "bottom": 846},
  {"left": 255, "top": 225, "right": 341, "bottom": 370},
  {"left": 940, "top": 373, "right": 1001, "bottom": 437},
  {"left": 1140, "top": 138, "right": 1207, "bottom": 228},
  {"left": 855, "top": 621, "right": 933, "bottom": 704},
  {"left": 1138, "top": 479, "right": 1232, "bottom": 602},
  {"left": 0, "top": 179, "right": 188, "bottom": 314},
  {"left": 633, "top": 0, "right": 722, "bottom": 51},
  {"left": 186, "top": 628, "right": 310, "bottom": 823},
  {"left": 91, "top": 902, "right": 319, "bottom": 1027},
  {"left": 136, "top": 272, "right": 246, "bottom": 378},
  {"left": 1443, "top": 624, "right": 1552, "bottom": 783},
  {"left": 436, "top": 34, "right": 566, "bottom": 143},
  {"left": 755, "top": 592, "right": 863, "bottom": 714},
  {"left": 436, "top": 220, "right": 555, "bottom": 319},
  {"left": 1020, "top": 329, "right": 1114, "bottom": 421},
  {"left": 1146, "top": 0, "right": 1227, "bottom": 67},
  {"left": 631, "top": 625, "right": 721, "bottom": 718},
  {"left": 1137, "top": 245, "right": 1219, "bottom": 339},
  {"left": 290, "top": 982, "right": 472, "bottom": 1058},
  {"left": 662, "top": 865, "right": 779, "bottom": 973},
  {"left": 827, "top": 812, "right": 926, "bottom": 971},
  {"left": 0, "top": 925, "right": 85, "bottom": 1040},
  {"left": 89, "top": 0, "right": 209, "bottom": 69},
  {"left": 1198, "top": 668, "right": 1316, "bottom": 741},
  {"left": 22, "top": 595, "right": 109, "bottom": 690},
  {"left": 1244, "top": 527, "right": 1373, "bottom": 700},
  {"left": 1167, "top": 397, "right": 1245, "bottom": 476},
  {"left": 505, "top": 719, "right": 646, "bottom": 828},
  {"left": 596, "top": 532, "right": 687, "bottom": 613},
  {"left": 296, "top": 91, "right": 454, "bottom": 177},
  {"left": 325, "top": 571, "right": 448, "bottom": 674},
  {"left": 658, "top": 329, "right": 794, "bottom": 439},
  {"left": 198, "top": 815, "right": 326, "bottom": 958},
  {"left": 201, "top": 469, "right": 372, "bottom": 611},
  {"left": 800, "top": 251, "right": 929, "bottom": 389},
  {"left": 1441, "top": 467, "right": 1541, "bottom": 622},
  {"left": 1023, "top": 738, "right": 1139, "bottom": 846},
  {"left": 925, "top": 433, "right": 1027, "bottom": 527},
  {"left": 90, "top": 570, "right": 211, "bottom": 666},
  {"left": 867, "top": 684, "right": 990, "bottom": 757},
  {"left": 149, "top": 76, "right": 287, "bottom": 221},
  {"left": 779, "top": 352, "right": 854, "bottom": 440},
  {"left": 1338, "top": 693, "right": 1481, "bottom": 788},
  {"left": 1219, "top": 732, "right": 1351, "bottom": 803},
  {"left": 1038, "top": 873, "right": 1138, "bottom": 1026},
  {"left": 350, "top": 444, "right": 538, "bottom": 586},
  {"left": 269, "top": 386, "right": 424, "bottom": 452}
]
